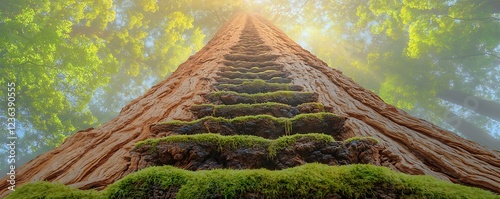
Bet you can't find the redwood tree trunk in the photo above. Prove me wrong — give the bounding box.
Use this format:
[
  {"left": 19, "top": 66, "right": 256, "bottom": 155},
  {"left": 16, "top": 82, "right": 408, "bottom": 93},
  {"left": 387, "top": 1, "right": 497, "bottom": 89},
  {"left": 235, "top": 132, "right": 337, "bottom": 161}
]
[{"left": 1, "top": 13, "right": 499, "bottom": 196}]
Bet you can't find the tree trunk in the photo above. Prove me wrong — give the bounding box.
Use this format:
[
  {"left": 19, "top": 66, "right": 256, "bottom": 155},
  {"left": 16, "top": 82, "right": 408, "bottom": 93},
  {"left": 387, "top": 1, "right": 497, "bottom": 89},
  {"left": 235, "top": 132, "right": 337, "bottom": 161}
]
[
  {"left": 1, "top": 13, "right": 499, "bottom": 197},
  {"left": 437, "top": 89, "right": 500, "bottom": 122},
  {"left": 443, "top": 112, "right": 500, "bottom": 150}
]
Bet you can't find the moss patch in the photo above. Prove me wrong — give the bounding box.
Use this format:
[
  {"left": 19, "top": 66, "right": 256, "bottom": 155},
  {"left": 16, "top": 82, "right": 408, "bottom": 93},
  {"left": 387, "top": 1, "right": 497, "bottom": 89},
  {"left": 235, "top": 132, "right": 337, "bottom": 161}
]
[
  {"left": 215, "top": 79, "right": 303, "bottom": 94},
  {"left": 191, "top": 102, "right": 293, "bottom": 118},
  {"left": 223, "top": 60, "right": 279, "bottom": 68},
  {"left": 219, "top": 65, "right": 283, "bottom": 73},
  {"left": 9, "top": 164, "right": 498, "bottom": 199},
  {"left": 223, "top": 54, "right": 279, "bottom": 62},
  {"left": 192, "top": 102, "right": 293, "bottom": 111},
  {"left": 191, "top": 102, "right": 325, "bottom": 119},
  {"left": 216, "top": 70, "right": 288, "bottom": 80},
  {"left": 6, "top": 181, "right": 100, "bottom": 199},
  {"left": 135, "top": 133, "right": 334, "bottom": 157},
  {"left": 150, "top": 113, "right": 345, "bottom": 139},
  {"left": 229, "top": 44, "right": 272, "bottom": 52},
  {"left": 205, "top": 90, "right": 318, "bottom": 106},
  {"left": 216, "top": 77, "right": 292, "bottom": 84}
]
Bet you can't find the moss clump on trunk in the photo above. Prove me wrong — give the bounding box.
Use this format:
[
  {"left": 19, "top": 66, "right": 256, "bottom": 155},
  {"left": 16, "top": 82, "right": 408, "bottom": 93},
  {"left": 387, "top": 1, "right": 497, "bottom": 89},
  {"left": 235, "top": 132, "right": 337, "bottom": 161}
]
[
  {"left": 129, "top": 133, "right": 381, "bottom": 172},
  {"left": 216, "top": 77, "right": 292, "bottom": 84},
  {"left": 223, "top": 54, "right": 279, "bottom": 62},
  {"left": 9, "top": 164, "right": 498, "bottom": 199},
  {"left": 135, "top": 133, "right": 334, "bottom": 156},
  {"left": 217, "top": 70, "right": 289, "bottom": 80},
  {"left": 219, "top": 65, "right": 283, "bottom": 73},
  {"left": 215, "top": 79, "right": 303, "bottom": 94},
  {"left": 205, "top": 91, "right": 318, "bottom": 106},
  {"left": 190, "top": 102, "right": 326, "bottom": 119},
  {"left": 150, "top": 113, "right": 346, "bottom": 139},
  {"left": 223, "top": 60, "right": 279, "bottom": 68}
]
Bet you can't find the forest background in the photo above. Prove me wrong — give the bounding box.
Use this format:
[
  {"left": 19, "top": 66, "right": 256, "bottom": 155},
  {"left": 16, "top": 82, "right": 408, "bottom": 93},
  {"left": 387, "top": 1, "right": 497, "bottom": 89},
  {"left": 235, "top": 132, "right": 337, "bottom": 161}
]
[{"left": 1, "top": 0, "right": 499, "bottom": 176}]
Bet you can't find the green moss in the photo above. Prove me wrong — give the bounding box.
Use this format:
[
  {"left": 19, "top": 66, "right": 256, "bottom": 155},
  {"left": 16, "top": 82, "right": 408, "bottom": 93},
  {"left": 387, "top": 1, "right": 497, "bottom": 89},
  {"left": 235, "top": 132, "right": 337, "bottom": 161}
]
[
  {"left": 166, "top": 113, "right": 330, "bottom": 126},
  {"left": 217, "top": 77, "right": 292, "bottom": 83},
  {"left": 344, "top": 136, "right": 380, "bottom": 143},
  {"left": 218, "top": 70, "right": 280, "bottom": 76},
  {"left": 104, "top": 166, "right": 191, "bottom": 199},
  {"left": 10, "top": 164, "right": 498, "bottom": 199},
  {"left": 135, "top": 133, "right": 334, "bottom": 157},
  {"left": 191, "top": 102, "right": 325, "bottom": 119},
  {"left": 220, "top": 65, "right": 282, "bottom": 73},
  {"left": 135, "top": 133, "right": 268, "bottom": 150},
  {"left": 269, "top": 76, "right": 285, "bottom": 80},
  {"left": 218, "top": 79, "right": 280, "bottom": 87},
  {"left": 206, "top": 90, "right": 317, "bottom": 105},
  {"left": 149, "top": 112, "right": 344, "bottom": 140},
  {"left": 155, "top": 112, "right": 337, "bottom": 131},
  {"left": 6, "top": 181, "right": 101, "bottom": 199},
  {"left": 192, "top": 102, "right": 292, "bottom": 112},
  {"left": 215, "top": 79, "right": 302, "bottom": 94},
  {"left": 216, "top": 69, "right": 286, "bottom": 80},
  {"left": 291, "top": 112, "right": 323, "bottom": 121}
]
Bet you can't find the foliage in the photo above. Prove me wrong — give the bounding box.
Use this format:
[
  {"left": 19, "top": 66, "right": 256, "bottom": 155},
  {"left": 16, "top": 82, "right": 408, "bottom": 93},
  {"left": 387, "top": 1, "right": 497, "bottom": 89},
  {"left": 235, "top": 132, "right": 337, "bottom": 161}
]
[
  {"left": 8, "top": 163, "right": 498, "bottom": 198},
  {"left": 0, "top": 0, "right": 207, "bottom": 172},
  {"left": 260, "top": 0, "right": 500, "bottom": 140},
  {"left": 0, "top": 0, "right": 118, "bottom": 164}
]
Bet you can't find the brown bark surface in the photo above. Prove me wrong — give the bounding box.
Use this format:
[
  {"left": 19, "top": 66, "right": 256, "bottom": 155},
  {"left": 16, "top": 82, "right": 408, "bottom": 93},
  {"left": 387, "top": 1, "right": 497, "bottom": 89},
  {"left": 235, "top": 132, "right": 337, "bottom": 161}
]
[{"left": 1, "top": 13, "right": 499, "bottom": 196}]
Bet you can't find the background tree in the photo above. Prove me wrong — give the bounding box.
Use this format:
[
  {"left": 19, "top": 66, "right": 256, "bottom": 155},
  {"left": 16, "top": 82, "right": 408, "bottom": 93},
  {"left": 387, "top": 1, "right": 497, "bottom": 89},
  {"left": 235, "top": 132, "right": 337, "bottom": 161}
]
[
  {"left": 261, "top": 0, "right": 500, "bottom": 145},
  {"left": 0, "top": 0, "right": 207, "bottom": 175}
]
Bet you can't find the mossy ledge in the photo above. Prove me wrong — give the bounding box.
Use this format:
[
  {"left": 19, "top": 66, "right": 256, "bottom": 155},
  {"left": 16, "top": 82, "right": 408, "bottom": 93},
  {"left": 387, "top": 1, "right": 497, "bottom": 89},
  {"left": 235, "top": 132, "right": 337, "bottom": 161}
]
[
  {"left": 205, "top": 91, "right": 318, "bottom": 106},
  {"left": 190, "top": 102, "right": 326, "bottom": 119},
  {"left": 223, "top": 54, "right": 279, "bottom": 62},
  {"left": 229, "top": 44, "right": 272, "bottom": 53},
  {"left": 134, "top": 133, "right": 334, "bottom": 157},
  {"left": 223, "top": 60, "right": 279, "bottom": 68},
  {"left": 130, "top": 134, "right": 382, "bottom": 171},
  {"left": 9, "top": 164, "right": 498, "bottom": 199},
  {"left": 216, "top": 77, "right": 292, "bottom": 84},
  {"left": 215, "top": 79, "right": 303, "bottom": 94},
  {"left": 219, "top": 65, "right": 283, "bottom": 73},
  {"left": 149, "top": 113, "right": 345, "bottom": 139},
  {"left": 217, "top": 70, "right": 289, "bottom": 80}
]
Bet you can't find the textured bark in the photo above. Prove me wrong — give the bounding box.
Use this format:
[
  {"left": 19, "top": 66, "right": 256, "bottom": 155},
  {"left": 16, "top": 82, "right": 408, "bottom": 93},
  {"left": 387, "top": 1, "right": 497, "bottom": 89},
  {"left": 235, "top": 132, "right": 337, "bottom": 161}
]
[{"left": 1, "top": 13, "right": 499, "bottom": 197}]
